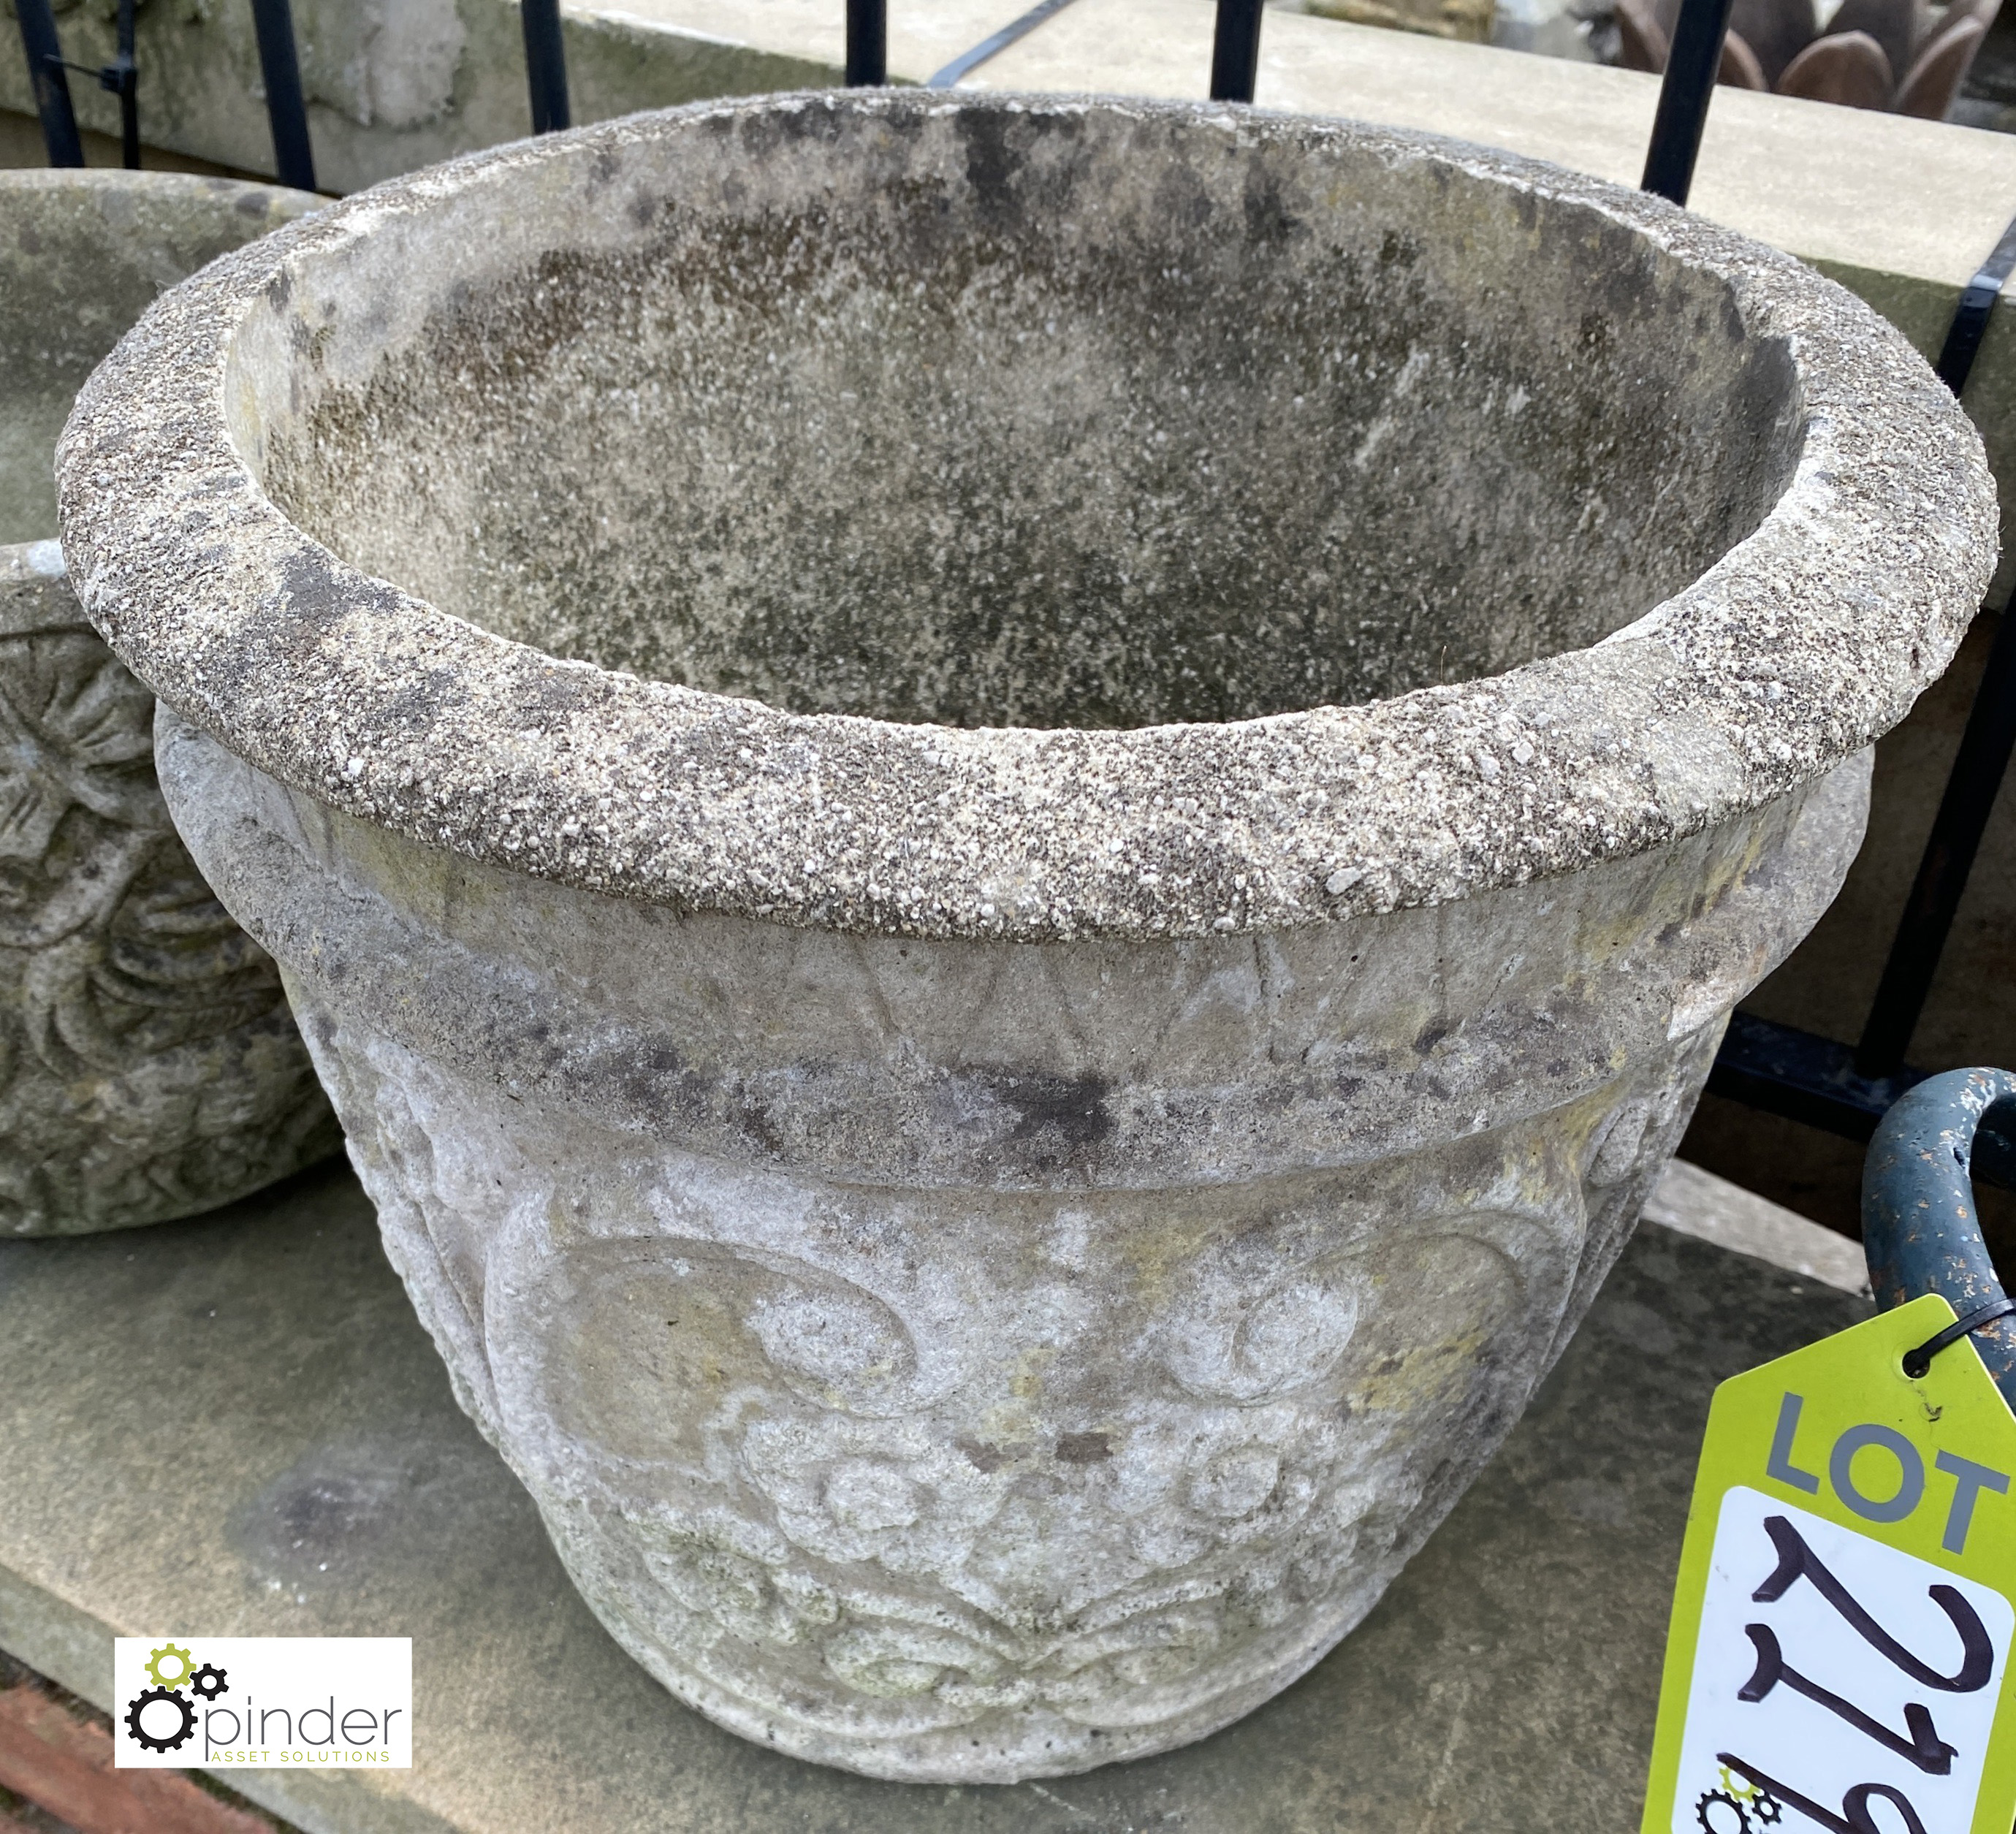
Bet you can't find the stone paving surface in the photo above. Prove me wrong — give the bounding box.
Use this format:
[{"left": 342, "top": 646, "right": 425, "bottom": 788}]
[{"left": 0, "top": 1158, "right": 1869, "bottom": 1831}]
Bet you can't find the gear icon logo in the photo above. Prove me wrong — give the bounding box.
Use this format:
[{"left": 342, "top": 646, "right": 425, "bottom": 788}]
[
  {"left": 123, "top": 1640, "right": 221, "bottom": 1759},
  {"left": 125, "top": 1685, "right": 198, "bottom": 1754},
  {"left": 143, "top": 1643, "right": 194, "bottom": 1689},
  {"left": 1695, "top": 1775, "right": 1784, "bottom": 1834},
  {"left": 1697, "top": 1787, "right": 1751, "bottom": 1834}
]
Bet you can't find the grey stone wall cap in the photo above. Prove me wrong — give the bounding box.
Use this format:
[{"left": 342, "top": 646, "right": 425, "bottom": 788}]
[{"left": 56, "top": 91, "right": 1996, "bottom": 943}]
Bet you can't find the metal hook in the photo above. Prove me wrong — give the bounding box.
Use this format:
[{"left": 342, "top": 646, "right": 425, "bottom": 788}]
[{"left": 1863, "top": 1067, "right": 2016, "bottom": 1409}]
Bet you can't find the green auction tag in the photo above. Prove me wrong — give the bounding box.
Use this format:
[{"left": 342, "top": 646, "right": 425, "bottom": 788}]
[{"left": 1642, "top": 1295, "right": 2016, "bottom": 1834}]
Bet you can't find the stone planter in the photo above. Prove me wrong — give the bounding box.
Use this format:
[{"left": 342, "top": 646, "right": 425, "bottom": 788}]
[
  {"left": 58, "top": 94, "right": 1992, "bottom": 1778},
  {"left": 1, "top": 170, "right": 339, "bottom": 1234}
]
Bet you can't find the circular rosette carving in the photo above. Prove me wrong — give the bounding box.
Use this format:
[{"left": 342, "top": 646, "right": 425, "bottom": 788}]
[
  {"left": 821, "top": 1619, "right": 1019, "bottom": 1703},
  {"left": 635, "top": 1509, "right": 840, "bottom": 1659},
  {"left": 1586, "top": 1095, "right": 1657, "bottom": 1190},
  {"left": 1146, "top": 1201, "right": 1378, "bottom": 1406},
  {"left": 1331, "top": 1223, "right": 1538, "bottom": 1415},
  {"left": 0, "top": 625, "right": 286, "bottom": 1078},
  {"left": 499, "top": 1235, "right": 921, "bottom": 1479},
  {"left": 1161, "top": 1257, "right": 1367, "bottom": 1404},
  {"left": 1102, "top": 1408, "right": 1333, "bottom": 1574},
  {"left": 1149, "top": 1203, "right": 1549, "bottom": 1416},
  {"left": 737, "top": 1412, "right": 1013, "bottom": 1577},
  {"left": 0, "top": 625, "right": 165, "bottom": 864},
  {"left": 1582, "top": 1033, "right": 1715, "bottom": 1195},
  {"left": 556, "top": 1491, "right": 1033, "bottom": 1735},
  {"left": 1125, "top": 1201, "right": 1568, "bottom": 1601}
]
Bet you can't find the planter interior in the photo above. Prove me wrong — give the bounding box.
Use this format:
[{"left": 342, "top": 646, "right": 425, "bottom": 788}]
[
  {"left": 264, "top": 115, "right": 1799, "bottom": 734},
  {"left": 56, "top": 95, "right": 1994, "bottom": 1779}
]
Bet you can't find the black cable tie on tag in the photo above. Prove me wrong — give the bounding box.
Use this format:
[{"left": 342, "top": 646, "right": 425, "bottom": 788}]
[{"left": 1902, "top": 1298, "right": 2016, "bottom": 1380}]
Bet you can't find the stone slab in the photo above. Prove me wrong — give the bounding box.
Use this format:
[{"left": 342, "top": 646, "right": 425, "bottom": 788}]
[
  {"left": 1644, "top": 1160, "right": 1873, "bottom": 1295},
  {"left": 949, "top": 0, "right": 2016, "bottom": 284},
  {"left": 0, "top": 1158, "right": 1869, "bottom": 1833}
]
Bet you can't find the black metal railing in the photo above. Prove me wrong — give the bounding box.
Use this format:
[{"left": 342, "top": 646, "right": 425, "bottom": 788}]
[
  {"left": 11, "top": 0, "right": 311, "bottom": 186},
  {"left": 1639, "top": 0, "right": 1733, "bottom": 204},
  {"left": 1622, "top": 0, "right": 2016, "bottom": 1191},
  {"left": 248, "top": 0, "right": 314, "bottom": 191},
  {"left": 1704, "top": 216, "right": 2016, "bottom": 1191},
  {"left": 522, "top": 0, "right": 571, "bottom": 133},
  {"left": 12, "top": 0, "right": 134, "bottom": 170}
]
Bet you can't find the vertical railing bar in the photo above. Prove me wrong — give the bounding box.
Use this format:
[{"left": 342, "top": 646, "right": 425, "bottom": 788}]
[
  {"left": 1849, "top": 206, "right": 2016, "bottom": 1078},
  {"left": 1855, "top": 606, "right": 2016, "bottom": 1077},
  {"left": 927, "top": 0, "right": 1087, "bottom": 89},
  {"left": 521, "top": 0, "right": 571, "bottom": 134},
  {"left": 1712, "top": 201, "right": 2016, "bottom": 1111},
  {"left": 1209, "top": 0, "right": 1263, "bottom": 102},
  {"left": 1932, "top": 212, "right": 2016, "bottom": 397},
  {"left": 248, "top": 0, "right": 315, "bottom": 192},
  {"left": 1639, "top": 0, "right": 1734, "bottom": 207},
  {"left": 12, "top": 0, "right": 84, "bottom": 167},
  {"left": 846, "top": 0, "right": 886, "bottom": 85}
]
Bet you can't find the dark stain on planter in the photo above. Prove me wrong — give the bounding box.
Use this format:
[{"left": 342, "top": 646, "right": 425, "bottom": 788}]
[
  {"left": 1056, "top": 1431, "right": 1113, "bottom": 1464},
  {"left": 989, "top": 1069, "right": 1116, "bottom": 1156}
]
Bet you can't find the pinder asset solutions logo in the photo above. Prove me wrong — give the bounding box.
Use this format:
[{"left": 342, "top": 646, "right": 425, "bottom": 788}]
[{"left": 113, "top": 1637, "right": 411, "bottom": 1770}]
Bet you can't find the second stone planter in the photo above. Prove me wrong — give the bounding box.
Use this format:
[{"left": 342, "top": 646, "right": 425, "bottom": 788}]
[
  {"left": 1, "top": 170, "right": 339, "bottom": 1234},
  {"left": 58, "top": 94, "right": 1994, "bottom": 1778}
]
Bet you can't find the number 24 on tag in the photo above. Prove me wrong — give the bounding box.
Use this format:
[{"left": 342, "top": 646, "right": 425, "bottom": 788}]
[{"left": 1643, "top": 1295, "right": 2016, "bottom": 1834}]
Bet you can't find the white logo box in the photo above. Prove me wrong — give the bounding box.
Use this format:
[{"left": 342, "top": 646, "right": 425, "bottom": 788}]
[{"left": 113, "top": 1637, "right": 411, "bottom": 1769}]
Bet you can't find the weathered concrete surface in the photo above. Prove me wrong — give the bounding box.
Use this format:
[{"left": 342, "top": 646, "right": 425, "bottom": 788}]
[
  {"left": 159, "top": 718, "right": 1855, "bottom": 1778},
  {"left": 0, "top": 1157, "right": 1873, "bottom": 1833},
  {"left": 58, "top": 94, "right": 1986, "bottom": 1776},
  {"left": 60, "top": 97, "right": 1993, "bottom": 932},
  {"left": 12, "top": 0, "right": 2016, "bottom": 593},
  {"left": 10, "top": 0, "right": 2015, "bottom": 574},
  {"left": 965, "top": 0, "right": 2016, "bottom": 597},
  {"left": 0, "top": 171, "right": 340, "bottom": 1233}
]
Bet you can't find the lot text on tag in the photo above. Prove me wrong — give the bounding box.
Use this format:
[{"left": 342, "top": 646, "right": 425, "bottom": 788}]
[{"left": 1641, "top": 1295, "right": 2016, "bottom": 1834}]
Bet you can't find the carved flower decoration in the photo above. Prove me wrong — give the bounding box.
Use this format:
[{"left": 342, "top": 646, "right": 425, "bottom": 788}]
[
  {"left": 0, "top": 626, "right": 279, "bottom": 1083},
  {"left": 0, "top": 625, "right": 164, "bottom": 868}
]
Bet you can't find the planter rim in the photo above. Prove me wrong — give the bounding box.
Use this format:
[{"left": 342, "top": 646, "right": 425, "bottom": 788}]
[{"left": 56, "top": 91, "right": 1995, "bottom": 943}]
